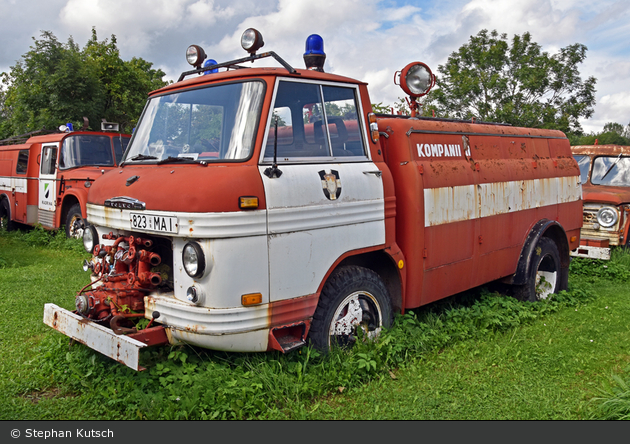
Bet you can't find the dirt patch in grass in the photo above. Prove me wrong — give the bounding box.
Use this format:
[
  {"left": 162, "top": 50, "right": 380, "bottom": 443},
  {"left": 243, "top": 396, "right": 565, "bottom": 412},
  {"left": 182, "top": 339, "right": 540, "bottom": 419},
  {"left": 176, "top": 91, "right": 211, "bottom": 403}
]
[{"left": 21, "top": 387, "right": 76, "bottom": 404}]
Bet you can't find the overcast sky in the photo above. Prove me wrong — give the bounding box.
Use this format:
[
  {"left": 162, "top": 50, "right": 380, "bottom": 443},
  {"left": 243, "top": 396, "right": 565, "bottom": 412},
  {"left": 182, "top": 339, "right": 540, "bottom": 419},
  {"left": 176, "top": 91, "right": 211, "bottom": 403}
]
[{"left": 1, "top": 0, "right": 628, "bottom": 133}]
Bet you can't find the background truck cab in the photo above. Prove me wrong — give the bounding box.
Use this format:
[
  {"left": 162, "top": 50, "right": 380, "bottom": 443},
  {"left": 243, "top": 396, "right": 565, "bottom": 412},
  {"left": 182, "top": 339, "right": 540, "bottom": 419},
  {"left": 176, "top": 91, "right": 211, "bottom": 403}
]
[
  {"left": 0, "top": 123, "right": 130, "bottom": 237},
  {"left": 571, "top": 145, "right": 630, "bottom": 259},
  {"left": 43, "top": 30, "right": 582, "bottom": 370}
]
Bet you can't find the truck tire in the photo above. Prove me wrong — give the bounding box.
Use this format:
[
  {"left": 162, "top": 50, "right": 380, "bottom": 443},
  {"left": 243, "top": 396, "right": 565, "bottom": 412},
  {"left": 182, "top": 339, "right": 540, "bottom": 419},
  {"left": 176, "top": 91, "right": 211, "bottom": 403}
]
[
  {"left": 65, "top": 204, "right": 85, "bottom": 239},
  {"left": 0, "top": 199, "right": 14, "bottom": 232},
  {"left": 309, "top": 265, "right": 393, "bottom": 352},
  {"left": 513, "top": 237, "right": 561, "bottom": 302}
]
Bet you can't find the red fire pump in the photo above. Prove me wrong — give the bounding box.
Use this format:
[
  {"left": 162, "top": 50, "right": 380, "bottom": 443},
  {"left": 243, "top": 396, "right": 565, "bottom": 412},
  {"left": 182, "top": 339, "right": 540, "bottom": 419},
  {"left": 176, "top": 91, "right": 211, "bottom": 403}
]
[{"left": 77, "top": 234, "right": 164, "bottom": 334}]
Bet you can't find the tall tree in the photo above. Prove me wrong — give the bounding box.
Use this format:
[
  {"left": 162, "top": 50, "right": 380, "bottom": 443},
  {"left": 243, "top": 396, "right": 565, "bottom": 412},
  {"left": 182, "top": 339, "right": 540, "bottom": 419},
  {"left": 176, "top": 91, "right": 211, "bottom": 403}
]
[
  {"left": 0, "top": 29, "right": 167, "bottom": 138},
  {"left": 430, "top": 29, "right": 597, "bottom": 134}
]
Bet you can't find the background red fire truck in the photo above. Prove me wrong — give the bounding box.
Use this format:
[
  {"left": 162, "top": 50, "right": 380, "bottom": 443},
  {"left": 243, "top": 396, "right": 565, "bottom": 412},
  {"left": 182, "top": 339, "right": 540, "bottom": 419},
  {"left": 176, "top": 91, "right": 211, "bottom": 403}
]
[
  {"left": 43, "top": 29, "right": 582, "bottom": 370},
  {"left": 571, "top": 144, "right": 630, "bottom": 260},
  {"left": 0, "top": 122, "right": 130, "bottom": 237}
]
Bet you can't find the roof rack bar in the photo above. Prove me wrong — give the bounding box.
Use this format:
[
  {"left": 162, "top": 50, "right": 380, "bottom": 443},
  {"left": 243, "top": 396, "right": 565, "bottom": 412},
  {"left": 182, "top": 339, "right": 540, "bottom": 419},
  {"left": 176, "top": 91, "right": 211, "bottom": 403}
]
[{"left": 178, "top": 51, "right": 298, "bottom": 82}]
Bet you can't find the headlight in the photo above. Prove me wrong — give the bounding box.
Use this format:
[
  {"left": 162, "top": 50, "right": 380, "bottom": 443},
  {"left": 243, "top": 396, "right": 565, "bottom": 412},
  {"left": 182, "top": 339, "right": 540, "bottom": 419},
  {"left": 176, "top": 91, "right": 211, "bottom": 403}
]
[
  {"left": 597, "top": 206, "right": 618, "bottom": 228},
  {"left": 83, "top": 225, "right": 98, "bottom": 254},
  {"left": 182, "top": 242, "right": 205, "bottom": 278}
]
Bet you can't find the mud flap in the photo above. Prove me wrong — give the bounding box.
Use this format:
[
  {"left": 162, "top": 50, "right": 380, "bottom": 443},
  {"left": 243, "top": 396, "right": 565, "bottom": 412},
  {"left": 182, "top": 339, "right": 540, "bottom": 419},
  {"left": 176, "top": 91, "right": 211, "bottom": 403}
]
[{"left": 43, "top": 303, "right": 147, "bottom": 371}]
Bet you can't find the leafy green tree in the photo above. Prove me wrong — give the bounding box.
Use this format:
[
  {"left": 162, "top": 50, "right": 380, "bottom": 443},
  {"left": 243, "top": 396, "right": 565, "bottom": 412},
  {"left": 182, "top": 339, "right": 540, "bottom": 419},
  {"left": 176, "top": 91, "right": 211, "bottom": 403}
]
[
  {"left": 0, "top": 29, "right": 167, "bottom": 138},
  {"left": 571, "top": 121, "right": 630, "bottom": 146},
  {"left": 430, "top": 29, "right": 597, "bottom": 135}
]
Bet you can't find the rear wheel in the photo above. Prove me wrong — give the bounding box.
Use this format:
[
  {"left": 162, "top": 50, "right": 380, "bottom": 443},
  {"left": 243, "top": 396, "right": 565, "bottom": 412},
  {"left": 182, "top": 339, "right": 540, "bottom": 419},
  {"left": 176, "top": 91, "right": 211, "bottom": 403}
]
[
  {"left": 0, "top": 199, "right": 13, "bottom": 232},
  {"left": 309, "top": 265, "right": 392, "bottom": 352},
  {"left": 65, "top": 204, "right": 85, "bottom": 239},
  {"left": 514, "top": 237, "right": 561, "bottom": 302}
]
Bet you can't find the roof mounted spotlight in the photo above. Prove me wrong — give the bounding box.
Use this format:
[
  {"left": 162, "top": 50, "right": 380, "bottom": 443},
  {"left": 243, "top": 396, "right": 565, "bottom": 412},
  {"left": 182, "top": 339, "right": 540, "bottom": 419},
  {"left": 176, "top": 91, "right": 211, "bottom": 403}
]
[
  {"left": 241, "top": 28, "right": 264, "bottom": 54},
  {"left": 394, "top": 62, "right": 436, "bottom": 117},
  {"left": 303, "top": 34, "right": 325, "bottom": 72},
  {"left": 396, "top": 62, "right": 435, "bottom": 98},
  {"left": 186, "top": 44, "right": 207, "bottom": 69},
  {"left": 178, "top": 28, "right": 297, "bottom": 81}
]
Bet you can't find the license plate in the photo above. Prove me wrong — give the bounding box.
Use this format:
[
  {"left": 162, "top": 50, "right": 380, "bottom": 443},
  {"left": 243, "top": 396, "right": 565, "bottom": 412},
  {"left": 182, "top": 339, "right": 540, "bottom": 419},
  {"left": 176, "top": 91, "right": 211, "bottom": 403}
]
[{"left": 130, "top": 213, "right": 178, "bottom": 234}]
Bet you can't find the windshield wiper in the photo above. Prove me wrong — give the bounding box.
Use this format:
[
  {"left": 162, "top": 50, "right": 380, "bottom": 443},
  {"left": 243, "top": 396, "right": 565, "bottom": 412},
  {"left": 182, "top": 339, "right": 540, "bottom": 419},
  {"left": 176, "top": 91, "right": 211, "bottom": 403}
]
[
  {"left": 120, "top": 154, "right": 159, "bottom": 166},
  {"left": 156, "top": 156, "right": 208, "bottom": 166},
  {"left": 130, "top": 154, "right": 159, "bottom": 161},
  {"left": 601, "top": 153, "right": 622, "bottom": 181}
]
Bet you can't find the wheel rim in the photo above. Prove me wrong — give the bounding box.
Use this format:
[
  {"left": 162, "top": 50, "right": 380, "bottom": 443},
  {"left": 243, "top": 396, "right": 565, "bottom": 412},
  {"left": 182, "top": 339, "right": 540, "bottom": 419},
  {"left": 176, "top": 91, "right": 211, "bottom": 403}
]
[
  {"left": 68, "top": 215, "right": 84, "bottom": 239},
  {"left": 328, "top": 291, "right": 383, "bottom": 348},
  {"left": 535, "top": 255, "right": 558, "bottom": 300}
]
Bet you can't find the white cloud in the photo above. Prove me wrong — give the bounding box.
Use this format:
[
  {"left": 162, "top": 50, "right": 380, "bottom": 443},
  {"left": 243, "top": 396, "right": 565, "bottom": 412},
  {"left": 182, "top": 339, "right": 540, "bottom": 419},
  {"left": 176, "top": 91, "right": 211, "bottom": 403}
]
[{"left": 1, "top": 0, "right": 629, "bottom": 134}]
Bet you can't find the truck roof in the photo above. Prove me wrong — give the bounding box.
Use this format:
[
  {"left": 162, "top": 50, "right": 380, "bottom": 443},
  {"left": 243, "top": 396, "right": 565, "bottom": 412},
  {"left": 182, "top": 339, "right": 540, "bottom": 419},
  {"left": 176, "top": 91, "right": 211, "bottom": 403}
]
[
  {"left": 377, "top": 114, "right": 568, "bottom": 140},
  {"left": 151, "top": 67, "right": 367, "bottom": 97},
  {"left": 571, "top": 145, "right": 630, "bottom": 156}
]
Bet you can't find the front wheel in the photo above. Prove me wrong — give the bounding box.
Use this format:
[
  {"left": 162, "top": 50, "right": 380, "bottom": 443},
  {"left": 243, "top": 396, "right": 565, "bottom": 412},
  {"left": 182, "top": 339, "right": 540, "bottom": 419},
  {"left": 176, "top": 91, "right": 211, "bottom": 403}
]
[
  {"left": 0, "top": 199, "right": 13, "bottom": 232},
  {"left": 513, "top": 237, "right": 562, "bottom": 302},
  {"left": 309, "top": 266, "right": 392, "bottom": 352},
  {"left": 65, "top": 204, "right": 85, "bottom": 239}
]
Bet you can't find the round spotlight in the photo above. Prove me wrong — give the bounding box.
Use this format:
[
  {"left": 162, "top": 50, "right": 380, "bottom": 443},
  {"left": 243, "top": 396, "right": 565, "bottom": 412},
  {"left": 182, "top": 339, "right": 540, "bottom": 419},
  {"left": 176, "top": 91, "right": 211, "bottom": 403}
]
[
  {"left": 398, "top": 62, "right": 435, "bottom": 98},
  {"left": 182, "top": 242, "right": 205, "bottom": 278},
  {"left": 186, "top": 45, "right": 207, "bottom": 68},
  {"left": 241, "top": 28, "right": 264, "bottom": 54}
]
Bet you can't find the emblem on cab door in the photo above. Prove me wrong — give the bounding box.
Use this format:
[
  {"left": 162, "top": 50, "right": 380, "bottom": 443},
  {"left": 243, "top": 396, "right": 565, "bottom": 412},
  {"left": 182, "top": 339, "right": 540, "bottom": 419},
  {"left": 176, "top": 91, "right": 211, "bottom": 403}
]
[{"left": 318, "top": 169, "right": 342, "bottom": 200}]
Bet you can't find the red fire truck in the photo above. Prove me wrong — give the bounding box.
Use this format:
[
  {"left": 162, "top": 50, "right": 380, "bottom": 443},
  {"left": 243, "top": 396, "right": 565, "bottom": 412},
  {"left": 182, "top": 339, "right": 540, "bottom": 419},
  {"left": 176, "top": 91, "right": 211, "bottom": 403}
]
[
  {"left": 44, "top": 30, "right": 583, "bottom": 370},
  {"left": 571, "top": 144, "right": 630, "bottom": 260},
  {"left": 0, "top": 123, "right": 130, "bottom": 237}
]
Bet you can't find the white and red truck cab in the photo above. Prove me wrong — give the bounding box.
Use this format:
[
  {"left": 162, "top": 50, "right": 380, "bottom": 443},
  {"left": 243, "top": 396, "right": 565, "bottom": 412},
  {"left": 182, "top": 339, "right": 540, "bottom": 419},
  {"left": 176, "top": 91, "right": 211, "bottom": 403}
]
[
  {"left": 44, "top": 30, "right": 583, "bottom": 370},
  {"left": 571, "top": 144, "right": 630, "bottom": 260},
  {"left": 0, "top": 122, "right": 130, "bottom": 237}
]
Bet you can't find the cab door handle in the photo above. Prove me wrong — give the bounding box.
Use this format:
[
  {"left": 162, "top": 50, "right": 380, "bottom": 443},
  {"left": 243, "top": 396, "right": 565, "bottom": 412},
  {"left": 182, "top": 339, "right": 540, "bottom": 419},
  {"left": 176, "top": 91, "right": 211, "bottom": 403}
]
[{"left": 363, "top": 170, "right": 382, "bottom": 177}]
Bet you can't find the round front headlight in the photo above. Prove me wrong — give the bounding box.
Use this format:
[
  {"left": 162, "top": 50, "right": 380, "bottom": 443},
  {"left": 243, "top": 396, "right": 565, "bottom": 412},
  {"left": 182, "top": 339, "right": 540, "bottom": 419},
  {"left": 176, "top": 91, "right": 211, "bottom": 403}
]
[
  {"left": 182, "top": 242, "right": 205, "bottom": 278},
  {"left": 83, "top": 225, "right": 98, "bottom": 254},
  {"left": 597, "top": 206, "right": 618, "bottom": 228}
]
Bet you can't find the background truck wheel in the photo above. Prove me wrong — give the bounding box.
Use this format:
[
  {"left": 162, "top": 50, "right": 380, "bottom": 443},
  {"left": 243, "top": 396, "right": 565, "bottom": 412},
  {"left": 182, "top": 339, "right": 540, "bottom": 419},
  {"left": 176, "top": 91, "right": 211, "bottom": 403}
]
[
  {"left": 309, "top": 265, "right": 392, "bottom": 352},
  {"left": 514, "top": 237, "right": 561, "bottom": 302},
  {"left": 0, "top": 199, "right": 14, "bottom": 232},
  {"left": 65, "top": 204, "right": 85, "bottom": 239}
]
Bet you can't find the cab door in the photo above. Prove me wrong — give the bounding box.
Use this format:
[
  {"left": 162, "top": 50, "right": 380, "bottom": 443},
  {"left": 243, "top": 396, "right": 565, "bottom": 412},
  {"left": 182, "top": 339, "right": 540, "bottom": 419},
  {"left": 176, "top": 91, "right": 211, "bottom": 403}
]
[
  {"left": 260, "top": 79, "right": 385, "bottom": 303},
  {"left": 38, "top": 143, "right": 58, "bottom": 228}
]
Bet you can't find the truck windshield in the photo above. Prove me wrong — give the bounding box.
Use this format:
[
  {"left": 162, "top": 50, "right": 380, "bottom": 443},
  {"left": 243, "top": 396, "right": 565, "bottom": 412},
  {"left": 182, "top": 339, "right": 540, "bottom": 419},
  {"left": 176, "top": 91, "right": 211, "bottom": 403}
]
[
  {"left": 591, "top": 156, "right": 630, "bottom": 186},
  {"left": 124, "top": 81, "right": 264, "bottom": 163},
  {"left": 573, "top": 155, "right": 591, "bottom": 184},
  {"left": 59, "top": 135, "right": 115, "bottom": 169}
]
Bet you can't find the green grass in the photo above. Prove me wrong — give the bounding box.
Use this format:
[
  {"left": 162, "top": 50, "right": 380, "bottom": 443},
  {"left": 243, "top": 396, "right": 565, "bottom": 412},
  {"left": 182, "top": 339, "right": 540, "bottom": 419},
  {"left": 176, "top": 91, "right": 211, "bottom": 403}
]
[{"left": 2, "top": 226, "right": 630, "bottom": 420}]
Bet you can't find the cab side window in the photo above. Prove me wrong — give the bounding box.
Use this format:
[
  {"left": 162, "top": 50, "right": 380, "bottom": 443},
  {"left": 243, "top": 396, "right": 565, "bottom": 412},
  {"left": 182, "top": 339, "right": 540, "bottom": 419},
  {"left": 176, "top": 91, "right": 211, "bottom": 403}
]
[
  {"left": 264, "top": 81, "right": 367, "bottom": 160},
  {"left": 41, "top": 146, "right": 57, "bottom": 175},
  {"left": 16, "top": 150, "right": 29, "bottom": 174}
]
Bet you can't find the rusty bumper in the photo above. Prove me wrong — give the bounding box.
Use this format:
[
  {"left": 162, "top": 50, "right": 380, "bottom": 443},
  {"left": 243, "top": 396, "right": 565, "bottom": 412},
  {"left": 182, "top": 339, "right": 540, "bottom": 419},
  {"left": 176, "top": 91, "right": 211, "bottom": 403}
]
[{"left": 43, "top": 303, "right": 148, "bottom": 371}]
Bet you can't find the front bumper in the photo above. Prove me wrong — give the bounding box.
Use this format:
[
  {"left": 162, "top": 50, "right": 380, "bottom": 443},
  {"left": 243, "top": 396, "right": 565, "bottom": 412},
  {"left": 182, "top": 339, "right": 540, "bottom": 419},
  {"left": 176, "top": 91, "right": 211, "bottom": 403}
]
[
  {"left": 43, "top": 304, "right": 149, "bottom": 371},
  {"left": 145, "top": 294, "right": 270, "bottom": 352},
  {"left": 570, "top": 237, "right": 611, "bottom": 260}
]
